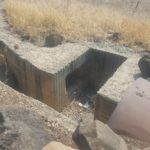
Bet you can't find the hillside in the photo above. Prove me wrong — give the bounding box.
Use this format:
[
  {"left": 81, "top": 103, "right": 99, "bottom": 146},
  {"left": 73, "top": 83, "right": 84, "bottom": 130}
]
[{"left": 81, "top": 0, "right": 150, "bottom": 16}]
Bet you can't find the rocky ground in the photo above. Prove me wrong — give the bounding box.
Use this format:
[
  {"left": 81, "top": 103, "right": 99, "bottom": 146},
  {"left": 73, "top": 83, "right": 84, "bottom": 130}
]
[{"left": 0, "top": 73, "right": 78, "bottom": 149}]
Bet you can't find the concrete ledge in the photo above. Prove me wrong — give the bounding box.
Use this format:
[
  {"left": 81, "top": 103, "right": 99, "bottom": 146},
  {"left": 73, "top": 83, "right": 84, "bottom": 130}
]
[{"left": 95, "top": 55, "right": 141, "bottom": 122}]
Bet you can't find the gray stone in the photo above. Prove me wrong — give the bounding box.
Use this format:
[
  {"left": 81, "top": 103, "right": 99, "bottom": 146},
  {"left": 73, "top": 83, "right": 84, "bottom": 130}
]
[
  {"left": 0, "top": 105, "right": 51, "bottom": 150},
  {"left": 107, "top": 32, "right": 122, "bottom": 42},
  {"left": 72, "top": 120, "right": 128, "bottom": 150},
  {"left": 45, "top": 34, "right": 64, "bottom": 47}
]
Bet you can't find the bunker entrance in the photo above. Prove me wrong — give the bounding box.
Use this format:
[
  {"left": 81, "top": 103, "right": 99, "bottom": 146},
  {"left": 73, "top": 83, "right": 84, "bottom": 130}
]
[{"left": 66, "top": 49, "right": 126, "bottom": 108}]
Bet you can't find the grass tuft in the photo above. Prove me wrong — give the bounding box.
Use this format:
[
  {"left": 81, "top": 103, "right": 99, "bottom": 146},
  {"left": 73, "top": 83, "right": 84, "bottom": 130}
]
[{"left": 4, "top": 0, "right": 150, "bottom": 49}]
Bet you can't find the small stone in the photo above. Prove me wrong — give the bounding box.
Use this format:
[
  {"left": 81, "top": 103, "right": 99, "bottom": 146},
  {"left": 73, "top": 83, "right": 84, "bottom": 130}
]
[{"left": 72, "top": 120, "right": 128, "bottom": 150}]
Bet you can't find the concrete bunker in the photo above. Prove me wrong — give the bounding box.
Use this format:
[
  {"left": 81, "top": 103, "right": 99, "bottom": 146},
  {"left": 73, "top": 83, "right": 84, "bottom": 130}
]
[
  {"left": 0, "top": 41, "right": 127, "bottom": 112},
  {"left": 66, "top": 49, "right": 126, "bottom": 107}
]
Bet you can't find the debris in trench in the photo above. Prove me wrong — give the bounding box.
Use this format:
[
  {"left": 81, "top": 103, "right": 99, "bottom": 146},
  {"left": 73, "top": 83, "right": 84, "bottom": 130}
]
[{"left": 62, "top": 100, "right": 94, "bottom": 125}]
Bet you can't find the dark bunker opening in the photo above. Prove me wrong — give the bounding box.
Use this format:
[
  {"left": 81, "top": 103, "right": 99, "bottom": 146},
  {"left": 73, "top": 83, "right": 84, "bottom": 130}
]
[{"left": 66, "top": 49, "right": 126, "bottom": 107}]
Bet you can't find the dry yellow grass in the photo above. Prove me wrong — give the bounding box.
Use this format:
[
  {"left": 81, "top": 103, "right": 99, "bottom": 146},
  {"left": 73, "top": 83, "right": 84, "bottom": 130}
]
[{"left": 4, "top": 0, "right": 150, "bottom": 49}]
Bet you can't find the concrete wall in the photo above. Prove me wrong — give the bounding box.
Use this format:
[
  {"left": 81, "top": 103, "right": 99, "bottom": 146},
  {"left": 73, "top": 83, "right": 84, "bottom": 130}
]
[
  {"left": 94, "top": 55, "right": 141, "bottom": 123},
  {"left": 5, "top": 48, "right": 56, "bottom": 107},
  {"left": 1, "top": 43, "right": 89, "bottom": 111},
  {"left": 95, "top": 94, "right": 117, "bottom": 123},
  {"left": 53, "top": 50, "right": 91, "bottom": 110}
]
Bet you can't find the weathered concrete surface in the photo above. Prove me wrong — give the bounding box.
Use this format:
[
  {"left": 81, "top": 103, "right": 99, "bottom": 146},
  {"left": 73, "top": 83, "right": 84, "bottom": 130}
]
[
  {"left": 98, "top": 55, "right": 141, "bottom": 103},
  {"left": 95, "top": 54, "right": 141, "bottom": 122},
  {"left": 0, "top": 106, "right": 51, "bottom": 150},
  {"left": 1, "top": 42, "right": 89, "bottom": 111}
]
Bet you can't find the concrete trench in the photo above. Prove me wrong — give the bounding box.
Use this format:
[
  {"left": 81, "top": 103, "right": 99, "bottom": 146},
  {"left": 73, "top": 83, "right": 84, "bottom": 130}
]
[
  {"left": 0, "top": 0, "right": 141, "bottom": 123},
  {"left": 0, "top": 43, "right": 126, "bottom": 111},
  {"left": 0, "top": 40, "right": 142, "bottom": 126}
]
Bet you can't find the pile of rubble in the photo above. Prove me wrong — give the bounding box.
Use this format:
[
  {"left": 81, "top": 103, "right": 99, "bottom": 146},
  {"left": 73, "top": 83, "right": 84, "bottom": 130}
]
[{"left": 42, "top": 119, "right": 150, "bottom": 150}]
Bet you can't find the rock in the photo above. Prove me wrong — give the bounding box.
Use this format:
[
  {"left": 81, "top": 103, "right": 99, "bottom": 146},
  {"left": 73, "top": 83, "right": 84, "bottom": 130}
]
[
  {"left": 135, "top": 41, "right": 144, "bottom": 47},
  {"left": 14, "top": 44, "right": 19, "bottom": 50},
  {"left": 0, "top": 106, "right": 51, "bottom": 150},
  {"left": 72, "top": 120, "right": 128, "bottom": 150},
  {"left": 44, "top": 34, "right": 64, "bottom": 47},
  {"left": 107, "top": 32, "right": 122, "bottom": 42},
  {"left": 42, "top": 141, "right": 77, "bottom": 150},
  {"left": 138, "top": 54, "right": 150, "bottom": 78}
]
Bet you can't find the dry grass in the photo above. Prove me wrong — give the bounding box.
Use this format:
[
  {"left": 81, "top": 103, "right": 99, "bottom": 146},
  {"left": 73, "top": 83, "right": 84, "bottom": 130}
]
[{"left": 4, "top": 0, "right": 150, "bottom": 49}]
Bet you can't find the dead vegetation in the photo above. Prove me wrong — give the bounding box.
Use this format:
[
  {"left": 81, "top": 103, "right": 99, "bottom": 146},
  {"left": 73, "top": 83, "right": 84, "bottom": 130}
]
[{"left": 4, "top": 0, "right": 150, "bottom": 49}]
